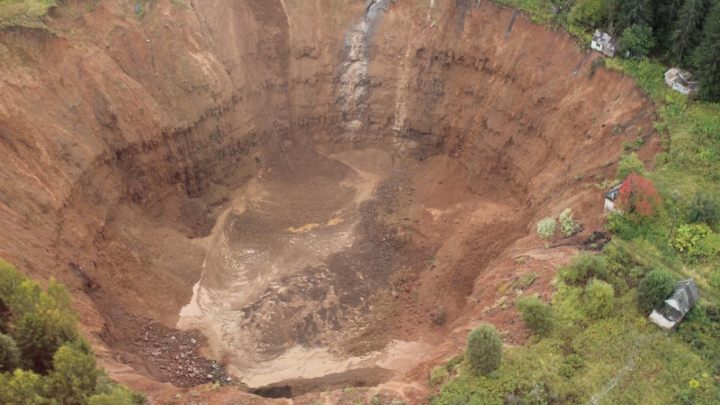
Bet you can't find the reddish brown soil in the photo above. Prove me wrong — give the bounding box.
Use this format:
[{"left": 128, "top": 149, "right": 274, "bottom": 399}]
[{"left": 0, "top": 0, "right": 660, "bottom": 403}]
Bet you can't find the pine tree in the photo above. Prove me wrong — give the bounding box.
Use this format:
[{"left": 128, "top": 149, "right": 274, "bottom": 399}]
[
  {"left": 14, "top": 312, "right": 55, "bottom": 374},
  {"left": 619, "top": 0, "right": 654, "bottom": 32},
  {"left": 656, "top": 0, "right": 684, "bottom": 31},
  {"left": 694, "top": 1, "right": 720, "bottom": 101},
  {"left": 671, "top": 0, "right": 710, "bottom": 64},
  {"left": 653, "top": 0, "right": 684, "bottom": 47}
]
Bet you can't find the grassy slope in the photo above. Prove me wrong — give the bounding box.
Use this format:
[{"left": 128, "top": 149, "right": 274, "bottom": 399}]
[{"left": 0, "top": 0, "right": 56, "bottom": 31}]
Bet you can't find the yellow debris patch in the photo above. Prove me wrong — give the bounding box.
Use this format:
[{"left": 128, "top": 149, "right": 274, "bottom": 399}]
[
  {"left": 287, "top": 223, "right": 320, "bottom": 233},
  {"left": 326, "top": 217, "right": 344, "bottom": 226},
  {"left": 427, "top": 208, "right": 443, "bottom": 221}
]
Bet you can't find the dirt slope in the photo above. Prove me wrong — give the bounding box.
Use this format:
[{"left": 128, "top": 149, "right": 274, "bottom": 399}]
[{"left": 0, "top": 0, "right": 658, "bottom": 402}]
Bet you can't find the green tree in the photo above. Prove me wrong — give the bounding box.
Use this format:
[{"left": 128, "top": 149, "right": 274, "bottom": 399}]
[
  {"left": 670, "top": 0, "right": 710, "bottom": 64},
  {"left": 8, "top": 280, "right": 44, "bottom": 318},
  {"left": 0, "top": 369, "right": 49, "bottom": 405},
  {"left": 637, "top": 269, "right": 675, "bottom": 313},
  {"left": 619, "top": 0, "right": 654, "bottom": 32},
  {"left": 584, "top": 279, "right": 615, "bottom": 319},
  {"left": 619, "top": 24, "right": 656, "bottom": 56},
  {"left": 569, "top": 0, "right": 608, "bottom": 25},
  {"left": 687, "top": 191, "right": 720, "bottom": 229},
  {"left": 654, "top": 0, "right": 684, "bottom": 47},
  {"left": 48, "top": 344, "right": 99, "bottom": 405},
  {"left": 14, "top": 312, "right": 55, "bottom": 374},
  {"left": 466, "top": 323, "right": 503, "bottom": 376},
  {"left": 516, "top": 296, "right": 555, "bottom": 337},
  {"left": 693, "top": 1, "right": 720, "bottom": 102},
  {"left": 0, "top": 259, "right": 23, "bottom": 300},
  {"left": 617, "top": 152, "right": 645, "bottom": 180},
  {"left": 0, "top": 333, "right": 21, "bottom": 372},
  {"left": 558, "top": 252, "right": 609, "bottom": 284}
]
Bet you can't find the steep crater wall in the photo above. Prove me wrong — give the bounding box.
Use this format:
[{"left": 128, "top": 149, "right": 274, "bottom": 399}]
[{"left": 0, "top": 0, "right": 657, "bottom": 398}]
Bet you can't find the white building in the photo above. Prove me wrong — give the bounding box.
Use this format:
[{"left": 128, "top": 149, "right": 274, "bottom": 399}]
[
  {"left": 649, "top": 279, "right": 700, "bottom": 331},
  {"left": 591, "top": 30, "right": 618, "bottom": 58},
  {"left": 664, "top": 68, "right": 698, "bottom": 96},
  {"left": 604, "top": 183, "right": 622, "bottom": 212}
]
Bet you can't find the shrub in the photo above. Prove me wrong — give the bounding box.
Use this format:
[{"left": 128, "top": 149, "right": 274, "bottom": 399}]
[
  {"left": 709, "top": 269, "right": 720, "bottom": 290},
  {"left": 558, "top": 252, "right": 608, "bottom": 284},
  {"left": 430, "top": 306, "right": 447, "bottom": 325},
  {"left": 558, "top": 354, "right": 585, "bottom": 378},
  {"left": 516, "top": 296, "right": 555, "bottom": 337},
  {"left": 584, "top": 279, "right": 615, "bottom": 320},
  {"left": 427, "top": 366, "right": 449, "bottom": 387},
  {"left": 0, "top": 333, "right": 20, "bottom": 372},
  {"left": 615, "top": 174, "right": 662, "bottom": 221},
  {"left": 559, "top": 208, "right": 579, "bottom": 237},
  {"left": 616, "top": 153, "right": 645, "bottom": 180},
  {"left": 637, "top": 270, "right": 675, "bottom": 313},
  {"left": 687, "top": 191, "right": 720, "bottom": 229},
  {"left": 537, "top": 217, "right": 558, "bottom": 240},
  {"left": 466, "top": 323, "right": 503, "bottom": 376},
  {"left": 91, "top": 374, "right": 146, "bottom": 405}
]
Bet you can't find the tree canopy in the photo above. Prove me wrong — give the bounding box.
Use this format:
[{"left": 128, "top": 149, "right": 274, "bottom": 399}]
[{"left": 0, "top": 258, "right": 145, "bottom": 405}]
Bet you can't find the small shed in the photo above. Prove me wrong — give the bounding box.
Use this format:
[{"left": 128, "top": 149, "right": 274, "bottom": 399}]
[
  {"left": 649, "top": 279, "right": 700, "bottom": 330},
  {"left": 591, "top": 30, "right": 618, "bottom": 58},
  {"left": 664, "top": 68, "right": 697, "bottom": 96},
  {"left": 604, "top": 183, "right": 622, "bottom": 212}
]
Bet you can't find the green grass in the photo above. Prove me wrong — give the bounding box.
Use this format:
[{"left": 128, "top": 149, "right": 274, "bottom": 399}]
[
  {"left": 432, "top": 242, "right": 720, "bottom": 404},
  {"left": 0, "top": 0, "right": 56, "bottom": 31}
]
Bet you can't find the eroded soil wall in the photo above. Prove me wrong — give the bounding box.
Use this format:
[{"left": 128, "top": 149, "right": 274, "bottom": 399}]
[{"left": 0, "top": 0, "right": 657, "bottom": 398}]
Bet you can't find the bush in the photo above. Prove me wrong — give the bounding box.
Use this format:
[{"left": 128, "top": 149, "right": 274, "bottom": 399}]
[
  {"left": 430, "top": 306, "right": 447, "bottom": 325},
  {"left": 559, "top": 208, "right": 579, "bottom": 237},
  {"left": 516, "top": 296, "right": 555, "bottom": 337},
  {"left": 0, "top": 333, "right": 20, "bottom": 372},
  {"left": 615, "top": 174, "right": 662, "bottom": 221},
  {"left": 584, "top": 279, "right": 615, "bottom": 320},
  {"left": 466, "top": 323, "right": 503, "bottom": 376},
  {"left": 616, "top": 153, "right": 645, "bottom": 180},
  {"left": 671, "top": 223, "right": 720, "bottom": 262},
  {"left": 427, "top": 366, "right": 449, "bottom": 387},
  {"left": 537, "top": 217, "right": 558, "bottom": 240},
  {"left": 558, "top": 354, "right": 585, "bottom": 378},
  {"left": 558, "top": 252, "right": 608, "bottom": 284},
  {"left": 637, "top": 270, "right": 675, "bottom": 313},
  {"left": 687, "top": 191, "right": 720, "bottom": 229}
]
